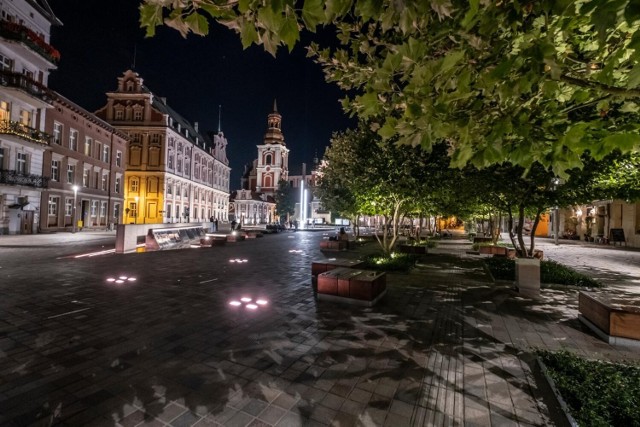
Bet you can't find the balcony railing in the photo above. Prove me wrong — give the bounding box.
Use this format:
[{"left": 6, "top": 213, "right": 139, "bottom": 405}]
[
  {"left": 0, "top": 120, "right": 51, "bottom": 145},
  {"left": 0, "top": 20, "right": 60, "bottom": 64},
  {"left": 0, "top": 169, "right": 48, "bottom": 188},
  {"left": 0, "top": 70, "right": 53, "bottom": 102}
]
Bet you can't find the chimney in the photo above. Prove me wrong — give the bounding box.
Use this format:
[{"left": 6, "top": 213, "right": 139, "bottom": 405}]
[{"left": 194, "top": 121, "right": 199, "bottom": 132}]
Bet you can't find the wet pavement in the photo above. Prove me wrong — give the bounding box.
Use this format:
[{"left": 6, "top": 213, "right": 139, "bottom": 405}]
[{"left": 0, "top": 231, "right": 639, "bottom": 426}]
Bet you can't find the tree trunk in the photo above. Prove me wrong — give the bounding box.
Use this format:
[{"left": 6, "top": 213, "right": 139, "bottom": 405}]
[
  {"left": 508, "top": 206, "right": 518, "bottom": 250},
  {"left": 528, "top": 209, "right": 543, "bottom": 254},
  {"left": 516, "top": 204, "right": 528, "bottom": 258}
]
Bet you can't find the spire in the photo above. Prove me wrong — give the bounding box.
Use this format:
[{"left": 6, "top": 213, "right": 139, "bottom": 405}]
[
  {"left": 273, "top": 99, "right": 278, "bottom": 113},
  {"left": 218, "top": 105, "right": 222, "bottom": 133}
]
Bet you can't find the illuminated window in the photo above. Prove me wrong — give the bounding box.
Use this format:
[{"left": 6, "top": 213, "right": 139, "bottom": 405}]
[
  {"left": 69, "top": 129, "right": 78, "bottom": 151},
  {"left": 53, "top": 122, "right": 62, "bottom": 144},
  {"left": 16, "top": 153, "right": 27, "bottom": 174},
  {"left": 51, "top": 160, "right": 59, "bottom": 181},
  {"left": 48, "top": 196, "right": 59, "bottom": 216},
  {"left": 67, "top": 164, "right": 75, "bottom": 183}
]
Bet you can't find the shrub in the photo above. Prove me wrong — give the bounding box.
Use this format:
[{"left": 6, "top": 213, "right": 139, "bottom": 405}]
[
  {"left": 361, "top": 252, "right": 418, "bottom": 272},
  {"left": 538, "top": 350, "right": 640, "bottom": 427},
  {"left": 484, "top": 257, "right": 602, "bottom": 287}
]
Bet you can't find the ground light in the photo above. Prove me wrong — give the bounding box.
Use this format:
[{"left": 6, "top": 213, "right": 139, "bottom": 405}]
[
  {"left": 229, "top": 259, "right": 249, "bottom": 263},
  {"left": 106, "top": 275, "right": 137, "bottom": 284},
  {"left": 229, "top": 296, "right": 269, "bottom": 311}
]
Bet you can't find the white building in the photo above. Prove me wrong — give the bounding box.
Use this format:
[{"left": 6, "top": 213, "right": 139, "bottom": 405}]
[{"left": 0, "top": 0, "right": 61, "bottom": 234}]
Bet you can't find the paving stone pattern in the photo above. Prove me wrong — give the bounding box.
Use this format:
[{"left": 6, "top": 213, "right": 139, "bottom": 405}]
[{"left": 0, "top": 231, "right": 639, "bottom": 426}]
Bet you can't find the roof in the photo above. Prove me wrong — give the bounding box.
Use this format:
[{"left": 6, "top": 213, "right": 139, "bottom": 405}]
[
  {"left": 27, "top": 0, "right": 62, "bottom": 26},
  {"left": 230, "top": 190, "right": 275, "bottom": 204}
]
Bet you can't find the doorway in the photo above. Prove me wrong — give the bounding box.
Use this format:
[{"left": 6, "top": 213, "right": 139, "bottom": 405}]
[{"left": 21, "top": 211, "right": 34, "bottom": 234}]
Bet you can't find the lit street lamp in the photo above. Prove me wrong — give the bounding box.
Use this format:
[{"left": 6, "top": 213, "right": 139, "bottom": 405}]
[{"left": 72, "top": 185, "right": 79, "bottom": 233}]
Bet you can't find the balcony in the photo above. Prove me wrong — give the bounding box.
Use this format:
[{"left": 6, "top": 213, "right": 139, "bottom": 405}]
[
  {"left": 0, "top": 120, "right": 51, "bottom": 145},
  {"left": 0, "top": 169, "right": 48, "bottom": 188},
  {"left": 0, "top": 20, "right": 60, "bottom": 64},
  {"left": 0, "top": 70, "right": 53, "bottom": 103}
]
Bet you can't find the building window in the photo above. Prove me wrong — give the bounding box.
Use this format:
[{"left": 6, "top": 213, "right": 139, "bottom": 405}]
[
  {"left": 67, "top": 164, "right": 75, "bottom": 183},
  {"left": 91, "top": 200, "right": 98, "bottom": 217},
  {"left": 168, "top": 153, "right": 174, "bottom": 169},
  {"left": 84, "top": 137, "right": 93, "bottom": 156},
  {"left": 167, "top": 182, "right": 172, "bottom": 195},
  {"left": 114, "top": 204, "right": 121, "bottom": 222},
  {"left": 115, "top": 177, "right": 121, "bottom": 194},
  {"left": 115, "top": 109, "right": 124, "bottom": 120},
  {"left": 19, "top": 109, "right": 31, "bottom": 126},
  {"left": 265, "top": 154, "right": 272, "bottom": 165},
  {"left": 0, "top": 54, "right": 13, "bottom": 71},
  {"left": 116, "top": 151, "right": 122, "bottom": 167},
  {"left": 51, "top": 160, "right": 59, "bottom": 181},
  {"left": 133, "top": 109, "right": 143, "bottom": 121},
  {"left": 129, "top": 202, "right": 137, "bottom": 219},
  {"left": 65, "top": 198, "right": 72, "bottom": 216},
  {"left": 95, "top": 142, "right": 101, "bottom": 160},
  {"left": 177, "top": 158, "right": 182, "bottom": 173},
  {"left": 101, "top": 201, "right": 107, "bottom": 218},
  {"left": 83, "top": 169, "right": 90, "bottom": 187},
  {"left": 101, "top": 174, "right": 108, "bottom": 191},
  {"left": 69, "top": 129, "right": 78, "bottom": 151},
  {"left": 16, "top": 153, "right": 27, "bottom": 174},
  {"left": 48, "top": 196, "right": 59, "bottom": 216},
  {"left": 94, "top": 171, "right": 99, "bottom": 189},
  {"left": 53, "top": 122, "right": 62, "bottom": 144},
  {"left": 0, "top": 100, "right": 9, "bottom": 122},
  {"left": 102, "top": 145, "right": 110, "bottom": 162},
  {"left": 130, "top": 178, "right": 139, "bottom": 192},
  {"left": 0, "top": 147, "right": 4, "bottom": 169},
  {"left": 151, "top": 133, "right": 161, "bottom": 144},
  {"left": 166, "top": 203, "right": 172, "bottom": 217}
]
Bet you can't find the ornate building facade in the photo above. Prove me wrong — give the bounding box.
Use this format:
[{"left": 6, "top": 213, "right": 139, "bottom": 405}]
[
  {"left": 96, "top": 70, "right": 230, "bottom": 225},
  {"left": 0, "top": 0, "right": 61, "bottom": 234},
  {"left": 231, "top": 101, "right": 287, "bottom": 224}
]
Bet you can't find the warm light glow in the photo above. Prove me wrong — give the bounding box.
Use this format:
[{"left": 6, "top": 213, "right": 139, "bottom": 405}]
[
  {"left": 72, "top": 185, "right": 79, "bottom": 192},
  {"left": 229, "top": 301, "right": 241, "bottom": 306},
  {"left": 230, "top": 259, "right": 236, "bottom": 263},
  {"left": 127, "top": 277, "right": 136, "bottom": 281},
  {"left": 119, "top": 276, "right": 128, "bottom": 280},
  {"left": 246, "top": 304, "right": 258, "bottom": 310},
  {"left": 576, "top": 209, "right": 583, "bottom": 217},
  {"left": 256, "top": 299, "right": 268, "bottom": 305},
  {"left": 240, "top": 297, "right": 252, "bottom": 302},
  {"left": 106, "top": 278, "right": 115, "bottom": 282},
  {"left": 242, "top": 259, "right": 248, "bottom": 263},
  {"left": 115, "top": 279, "right": 125, "bottom": 284}
]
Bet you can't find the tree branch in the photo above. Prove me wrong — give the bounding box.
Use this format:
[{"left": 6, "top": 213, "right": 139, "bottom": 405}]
[{"left": 559, "top": 74, "right": 640, "bottom": 97}]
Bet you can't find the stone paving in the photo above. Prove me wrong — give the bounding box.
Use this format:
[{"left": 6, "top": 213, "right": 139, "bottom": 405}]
[{"left": 0, "top": 231, "right": 639, "bottom": 427}]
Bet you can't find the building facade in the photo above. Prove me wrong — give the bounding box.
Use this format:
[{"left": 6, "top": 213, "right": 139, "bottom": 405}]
[
  {"left": 0, "top": 0, "right": 60, "bottom": 234},
  {"left": 41, "top": 93, "right": 127, "bottom": 231},
  {"left": 95, "top": 70, "right": 230, "bottom": 225},
  {"left": 232, "top": 101, "right": 288, "bottom": 225}
]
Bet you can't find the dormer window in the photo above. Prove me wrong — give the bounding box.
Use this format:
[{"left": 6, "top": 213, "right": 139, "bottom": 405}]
[{"left": 126, "top": 81, "right": 134, "bottom": 92}]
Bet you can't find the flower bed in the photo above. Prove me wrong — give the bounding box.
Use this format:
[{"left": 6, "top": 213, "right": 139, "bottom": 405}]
[
  {"left": 538, "top": 350, "right": 640, "bottom": 427},
  {"left": 484, "top": 257, "right": 601, "bottom": 287}
]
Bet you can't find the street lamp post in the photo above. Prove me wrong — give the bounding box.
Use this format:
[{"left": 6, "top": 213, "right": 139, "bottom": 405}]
[{"left": 72, "top": 185, "right": 79, "bottom": 233}]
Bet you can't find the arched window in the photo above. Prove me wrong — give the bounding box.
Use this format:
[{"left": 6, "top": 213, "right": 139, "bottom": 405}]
[{"left": 265, "top": 154, "right": 272, "bottom": 165}]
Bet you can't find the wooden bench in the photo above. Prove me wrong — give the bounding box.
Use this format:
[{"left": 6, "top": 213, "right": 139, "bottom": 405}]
[
  {"left": 317, "top": 267, "right": 386, "bottom": 306},
  {"left": 578, "top": 291, "right": 640, "bottom": 347},
  {"left": 320, "top": 240, "right": 347, "bottom": 251}
]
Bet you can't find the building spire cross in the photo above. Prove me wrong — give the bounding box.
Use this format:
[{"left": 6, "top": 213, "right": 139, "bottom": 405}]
[
  {"left": 218, "top": 104, "right": 222, "bottom": 133},
  {"left": 273, "top": 99, "right": 278, "bottom": 113}
]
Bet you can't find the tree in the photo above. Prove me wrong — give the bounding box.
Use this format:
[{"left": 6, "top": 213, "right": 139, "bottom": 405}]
[
  {"left": 274, "top": 179, "right": 296, "bottom": 223},
  {"left": 319, "top": 125, "right": 455, "bottom": 255},
  {"left": 140, "top": 1, "right": 640, "bottom": 176}
]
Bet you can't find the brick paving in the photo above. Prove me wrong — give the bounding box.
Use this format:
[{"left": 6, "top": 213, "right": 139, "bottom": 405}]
[{"left": 0, "top": 231, "right": 639, "bottom": 426}]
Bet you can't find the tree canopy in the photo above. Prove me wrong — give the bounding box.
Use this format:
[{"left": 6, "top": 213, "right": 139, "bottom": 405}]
[{"left": 140, "top": 0, "right": 640, "bottom": 176}]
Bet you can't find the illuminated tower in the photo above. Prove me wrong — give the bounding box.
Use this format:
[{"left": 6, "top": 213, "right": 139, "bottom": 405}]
[{"left": 255, "top": 100, "right": 289, "bottom": 196}]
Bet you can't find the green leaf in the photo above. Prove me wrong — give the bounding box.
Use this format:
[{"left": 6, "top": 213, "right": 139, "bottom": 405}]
[
  {"left": 627, "top": 63, "right": 640, "bottom": 89},
  {"left": 240, "top": 21, "right": 259, "bottom": 48},
  {"left": 302, "top": 0, "right": 325, "bottom": 30},
  {"left": 280, "top": 16, "right": 300, "bottom": 50},
  {"left": 355, "top": 0, "right": 383, "bottom": 22},
  {"left": 602, "top": 133, "right": 640, "bottom": 153},
  {"left": 139, "top": 4, "right": 164, "bottom": 37},
  {"left": 185, "top": 12, "right": 209, "bottom": 36}
]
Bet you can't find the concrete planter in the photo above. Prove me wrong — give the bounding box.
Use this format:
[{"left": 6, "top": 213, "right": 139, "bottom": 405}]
[{"left": 516, "top": 257, "right": 541, "bottom": 298}]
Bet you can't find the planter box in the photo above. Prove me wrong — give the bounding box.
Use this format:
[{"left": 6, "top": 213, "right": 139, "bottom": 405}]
[
  {"left": 317, "top": 267, "right": 387, "bottom": 306},
  {"left": 311, "top": 259, "right": 365, "bottom": 277},
  {"left": 398, "top": 244, "right": 428, "bottom": 254},
  {"left": 578, "top": 292, "right": 640, "bottom": 347},
  {"left": 479, "top": 245, "right": 508, "bottom": 256},
  {"left": 515, "top": 257, "right": 540, "bottom": 298},
  {"left": 320, "top": 240, "right": 347, "bottom": 251}
]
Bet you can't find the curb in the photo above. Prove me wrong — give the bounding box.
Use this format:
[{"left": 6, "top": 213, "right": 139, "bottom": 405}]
[{"left": 536, "top": 356, "right": 579, "bottom": 427}]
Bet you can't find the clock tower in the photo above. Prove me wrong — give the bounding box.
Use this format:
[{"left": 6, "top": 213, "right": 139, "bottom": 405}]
[{"left": 256, "top": 100, "right": 289, "bottom": 196}]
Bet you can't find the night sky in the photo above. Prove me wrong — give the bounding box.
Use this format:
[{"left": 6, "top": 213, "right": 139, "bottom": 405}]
[{"left": 47, "top": 0, "right": 355, "bottom": 186}]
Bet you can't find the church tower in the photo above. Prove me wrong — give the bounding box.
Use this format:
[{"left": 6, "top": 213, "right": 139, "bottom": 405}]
[{"left": 255, "top": 100, "right": 289, "bottom": 196}]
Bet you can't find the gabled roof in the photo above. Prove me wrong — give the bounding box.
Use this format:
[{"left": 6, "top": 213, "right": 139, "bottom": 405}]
[{"left": 230, "top": 190, "right": 275, "bottom": 204}]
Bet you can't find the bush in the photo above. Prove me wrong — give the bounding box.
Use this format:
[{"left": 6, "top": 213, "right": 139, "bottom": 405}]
[
  {"left": 484, "top": 257, "right": 602, "bottom": 287},
  {"left": 538, "top": 350, "right": 640, "bottom": 427},
  {"left": 361, "top": 252, "right": 418, "bottom": 272},
  {"left": 412, "top": 239, "right": 437, "bottom": 248}
]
